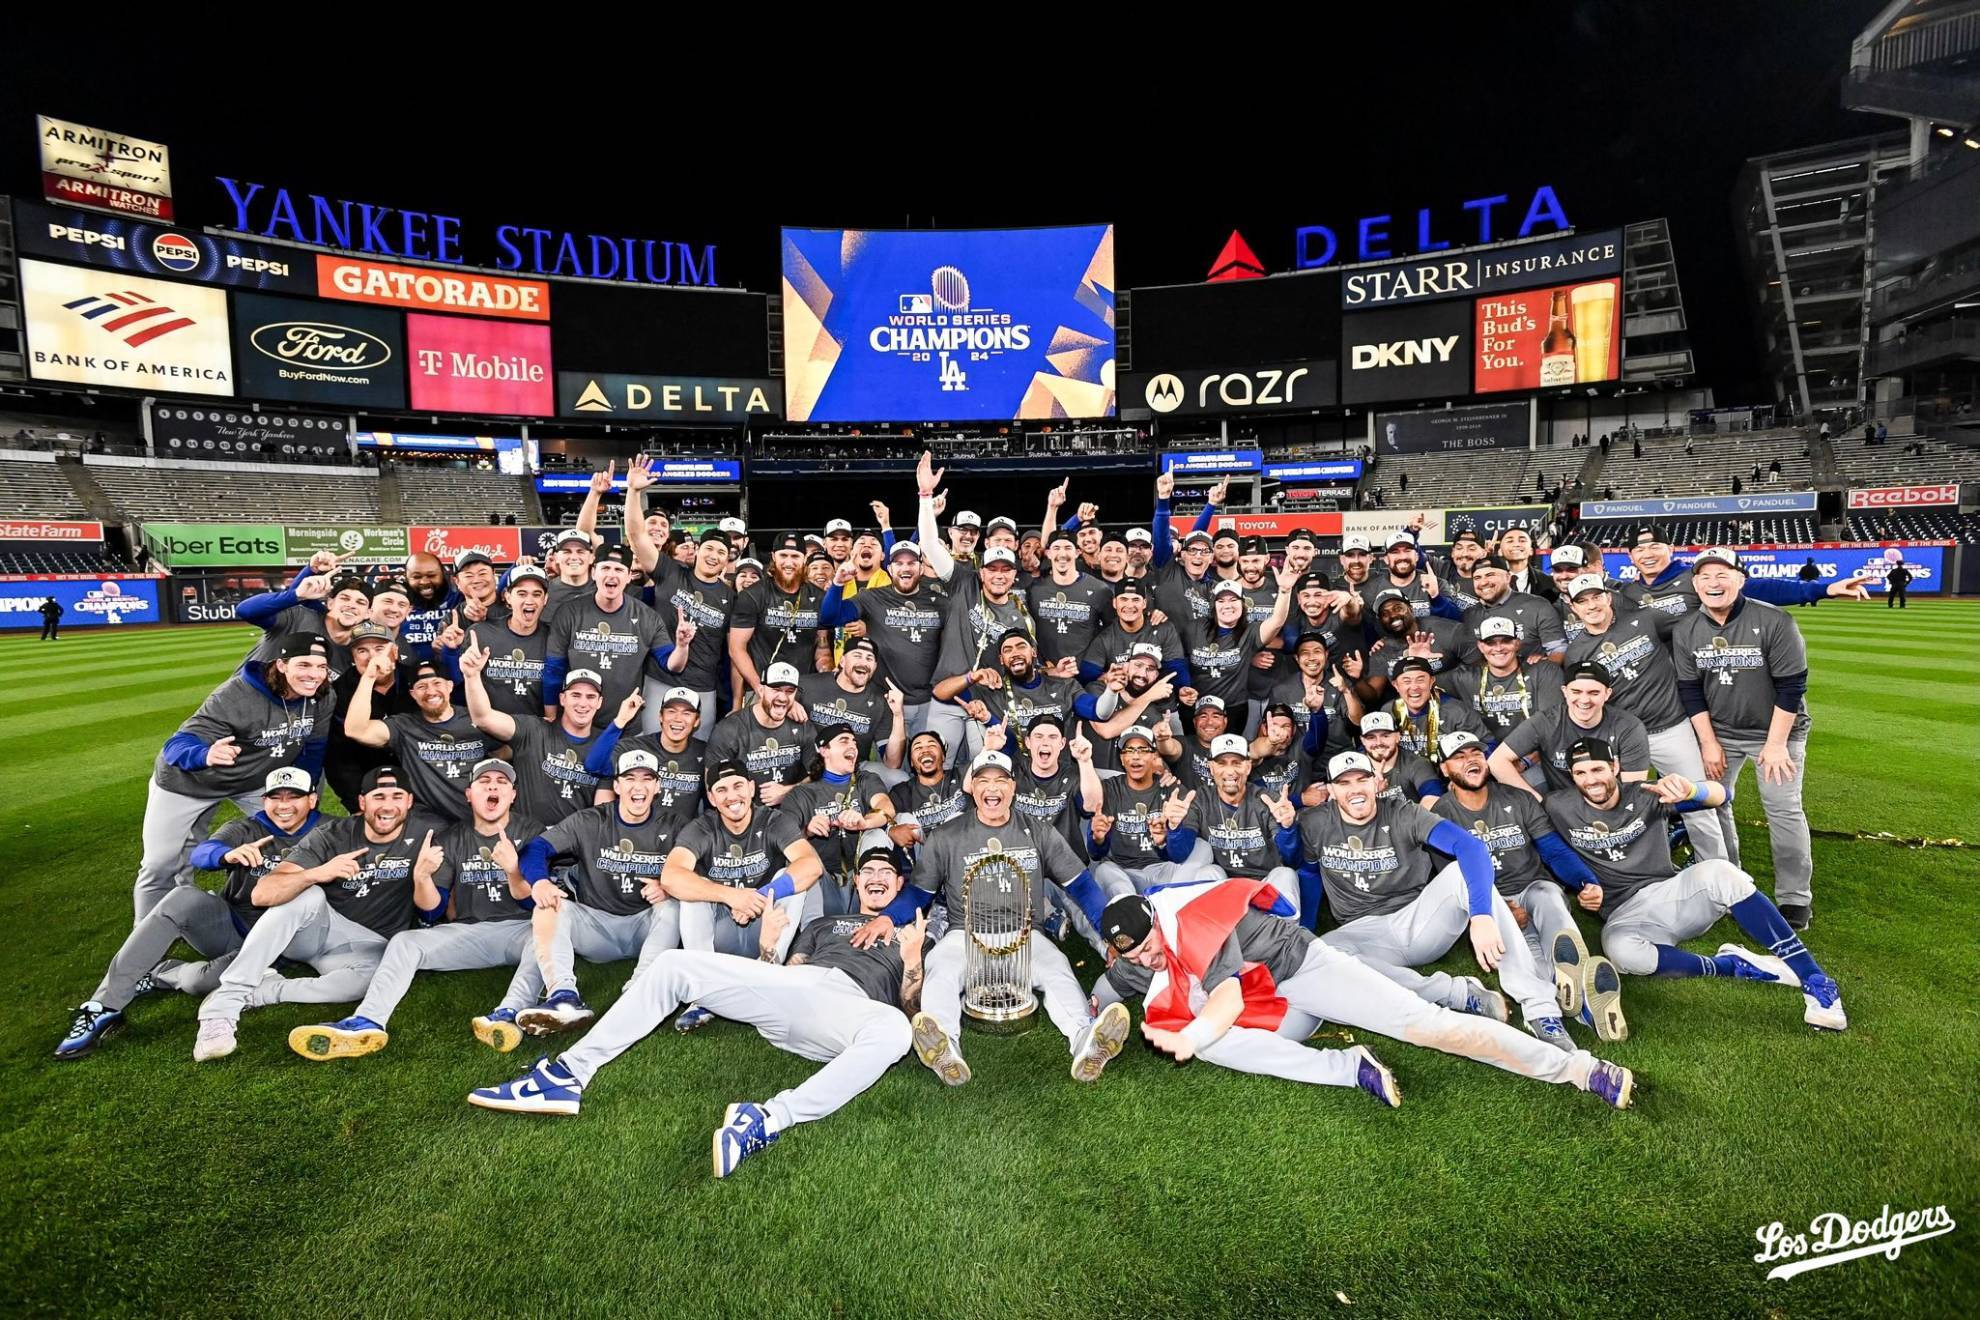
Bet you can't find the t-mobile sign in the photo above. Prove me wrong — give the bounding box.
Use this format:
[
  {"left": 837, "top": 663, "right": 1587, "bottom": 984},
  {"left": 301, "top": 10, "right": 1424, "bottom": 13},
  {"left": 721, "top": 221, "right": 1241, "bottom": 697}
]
[{"left": 406, "top": 313, "right": 553, "bottom": 416}]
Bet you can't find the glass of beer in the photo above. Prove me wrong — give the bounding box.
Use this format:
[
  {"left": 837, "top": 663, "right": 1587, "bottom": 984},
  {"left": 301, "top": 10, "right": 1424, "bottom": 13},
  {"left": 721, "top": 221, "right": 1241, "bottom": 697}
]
[{"left": 1571, "top": 282, "right": 1617, "bottom": 383}]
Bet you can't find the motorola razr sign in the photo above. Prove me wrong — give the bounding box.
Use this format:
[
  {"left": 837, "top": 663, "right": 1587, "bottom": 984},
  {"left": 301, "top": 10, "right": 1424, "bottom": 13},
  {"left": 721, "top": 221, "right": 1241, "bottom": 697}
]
[{"left": 1125, "top": 359, "right": 1337, "bottom": 417}]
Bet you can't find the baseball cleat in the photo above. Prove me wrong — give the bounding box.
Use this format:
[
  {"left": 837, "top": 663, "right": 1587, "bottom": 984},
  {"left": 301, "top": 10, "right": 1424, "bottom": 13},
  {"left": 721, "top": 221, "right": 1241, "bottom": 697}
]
[
  {"left": 193, "top": 1019, "right": 237, "bottom": 1062},
  {"left": 712, "top": 1102, "right": 779, "bottom": 1179},
  {"left": 910, "top": 1012, "right": 970, "bottom": 1086},
  {"left": 1778, "top": 903, "right": 1812, "bottom": 932},
  {"left": 467, "top": 1056, "right": 582, "bottom": 1115},
  {"left": 55, "top": 1002, "right": 123, "bottom": 1060},
  {"left": 1456, "top": 976, "right": 1509, "bottom": 1023},
  {"left": 1801, "top": 973, "right": 1848, "bottom": 1031},
  {"left": 128, "top": 972, "right": 164, "bottom": 1000},
  {"left": 1071, "top": 1002, "right": 1132, "bottom": 1083},
  {"left": 1586, "top": 1059, "right": 1635, "bottom": 1110},
  {"left": 472, "top": 1008, "right": 522, "bottom": 1053},
  {"left": 1551, "top": 925, "right": 1592, "bottom": 1017},
  {"left": 289, "top": 1016, "right": 388, "bottom": 1061},
  {"left": 517, "top": 989, "right": 596, "bottom": 1037},
  {"left": 674, "top": 1006, "right": 716, "bottom": 1034},
  {"left": 1349, "top": 1044, "right": 1402, "bottom": 1108},
  {"left": 1716, "top": 943, "right": 1800, "bottom": 987},
  {"left": 1579, "top": 956, "right": 1628, "bottom": 1042},
  {"left": 1528, "top": 1016, "right": 1575, "bottom": 1053}
]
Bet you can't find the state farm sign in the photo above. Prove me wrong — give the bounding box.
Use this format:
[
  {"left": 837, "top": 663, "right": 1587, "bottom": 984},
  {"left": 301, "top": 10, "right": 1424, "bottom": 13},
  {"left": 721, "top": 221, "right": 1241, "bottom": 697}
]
[
  {"left": 406, "top": 314, "right": 552, "bottom": 416},
  {"left": 1847, "top": 483, "right": 1960, "bottom": 510},
  {"left": 0, "top": 519, "right": 103, "bottom": 541}
]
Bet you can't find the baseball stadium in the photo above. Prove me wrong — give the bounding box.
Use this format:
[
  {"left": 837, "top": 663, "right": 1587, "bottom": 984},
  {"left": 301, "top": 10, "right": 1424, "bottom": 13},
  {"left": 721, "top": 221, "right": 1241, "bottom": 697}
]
[{"left": 3, "top": 13, "right": 1977, "bottom": 1318}]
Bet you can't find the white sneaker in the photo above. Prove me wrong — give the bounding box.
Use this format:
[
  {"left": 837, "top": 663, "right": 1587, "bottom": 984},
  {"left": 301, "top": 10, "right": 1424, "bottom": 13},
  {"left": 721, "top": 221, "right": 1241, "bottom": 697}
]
[
  {"left": 1716, "top": 943, "right": 1801, "bottom": 988},
  {"left": 193, "top": 1019, "right": 237, "bottom": 1062}
]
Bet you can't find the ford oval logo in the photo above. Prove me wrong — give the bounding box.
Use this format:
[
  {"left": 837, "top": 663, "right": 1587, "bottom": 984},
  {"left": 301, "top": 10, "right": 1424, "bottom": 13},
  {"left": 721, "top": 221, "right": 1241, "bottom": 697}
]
[{"left": 249, "top": 321, "right": 392, "bottom": 369}]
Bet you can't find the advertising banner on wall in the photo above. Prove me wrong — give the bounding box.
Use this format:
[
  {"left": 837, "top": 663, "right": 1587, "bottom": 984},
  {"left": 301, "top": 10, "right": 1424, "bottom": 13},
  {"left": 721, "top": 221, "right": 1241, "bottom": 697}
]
[
  {"left": 535, "top": 458, "right": 740, "bottom": 490},
  {"left": 519, "top": 525, "right": 624, "bottom": 559},
  {"left": 1846, "top": 484, "right": 1961, "bottom": 509},
  {"left": 316, "top": 254, "right": 550, "bottom": 321},
  {"left": 1340, "top": 510, "right": 1432, "bottom": 545},
  {"left": 1561, "top": 545, "right": 1949, "bottom": 594},
  {"left": 782, "top": 224, "right": 1116, "bottom": 422},
  {"left": 232, "top": 293, "right": 406, "bottom": 408},
  {"left": 1373, "top": 400, "right": 1528, "bottom": 455},
  {"left": 1441, "top": 505, "right": 1549, "bottom": 541},
  {"left": 13, "top": 200, "right": 308, "bottom": 292},
  {"left": 1474, "top": 278, "right": 1620, "bottom": 392},
  {"left": 148, "top": 402, "right": 352, "bottom": 463},
  {"left": 21, "top": 259, "right": 233, "bottom": 396},
  {"left": 1341, "top": 300, "right": 1471, "bottom": 405},
  {"left": 161, "top": 571, "right": 287, "bottom": 624},
  {"left": 1263, "top": 459, "right": 1363, "bottom": 482},
  {"left": 1160, "top": 450, "right": 1263, "bottom": 475},
  {"left": 1123, "top": 359, "right": 1337, "bottom": 416},
  {"left": 282, "top": 526, "right": 410, "bottom": 564},
  {"left": 406, "top": 314, "right": 553, "bottom": 416},
  {"left": 406, "top": 525, "right": 524, "bottom": 563},
  {"left": 0, "top": 577, "right": 161, "bottom": 628},
  {"left": 143, "top": 523, "right": 286, "bottom": 567},
  {"left": 557, "top": 372, "right": 780, "bottom": 423},
  {"left": 38, "top": 115, "right": 174, "bottom": 220},
  {"left": 0, "top": 520, "right": 103, "bottom": 542},
  {"left": 1341, "top": 229, "right": 1624, "bottom": 309},
  {"left": 1578, "top": 493, "right": 1817, "bottom": 519},
  {"left": 1167, "top": 511, "right": 1346, "bottom": 541}
]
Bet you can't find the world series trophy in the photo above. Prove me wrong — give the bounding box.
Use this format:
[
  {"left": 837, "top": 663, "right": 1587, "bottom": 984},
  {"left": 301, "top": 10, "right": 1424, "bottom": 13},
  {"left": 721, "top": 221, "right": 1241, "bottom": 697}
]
[{"left": 960, "top": 848, "right": 1037, "bottom": 1034}]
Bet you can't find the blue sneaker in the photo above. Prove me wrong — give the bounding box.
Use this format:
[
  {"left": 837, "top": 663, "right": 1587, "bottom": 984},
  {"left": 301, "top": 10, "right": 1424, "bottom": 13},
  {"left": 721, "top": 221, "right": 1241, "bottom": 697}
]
[
  {"left": 674, "top": 1005, "right": 716, "bottom": 1034},
  {"left": 1802, "top": 973, "right": 1847, "bottom": 1031},
  {"left": 468, "top": 1056, "right": 582, "bottom": 1116},
  {"left": 1579, "top": 956, "right": 1628, "bottom": 1042},
  {"left": 1528, "top": 1016, "right": 1575, "bottom": 1053},
  {"left": 288, "top": 1015, "right": 388, "bottom": 1061},
  {"left": 473, "top": 1007, "right": 522, "bottom": 1053},
  {"left": 55, "top": 1002, "right": 123, "bottom": 1060},
  {"left": 517, "top": 989, "right": 596, "bottom": 1037},
  {"left": 1586, "top": 1059, "right": 1635, "bottom": 1110},
  {"left": 1455, "top": 976, "right": 1509, "bottom": 1023},
  {"left": 1348, "top": 1044, "right": 1402, "bottom": 1108},
  {"left": 712, "top": 1102, "right": 779, "bottom": 1178},
  {"left": 1715, "top": 943, "right": 1798, "bottom": 986}
]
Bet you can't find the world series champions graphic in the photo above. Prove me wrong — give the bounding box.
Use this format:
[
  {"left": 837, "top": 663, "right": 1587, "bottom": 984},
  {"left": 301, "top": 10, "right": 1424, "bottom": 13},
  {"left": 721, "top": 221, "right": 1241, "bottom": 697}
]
[{"left": 781, "top": 225, "right": 1116, "bottom": 422}]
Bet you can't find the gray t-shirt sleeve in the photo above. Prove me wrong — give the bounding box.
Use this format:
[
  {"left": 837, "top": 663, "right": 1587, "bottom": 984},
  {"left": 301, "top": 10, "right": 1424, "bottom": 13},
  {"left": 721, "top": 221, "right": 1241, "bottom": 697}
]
[{"left": 1199, "top": 934, "right": 1245, "bottom": 993}]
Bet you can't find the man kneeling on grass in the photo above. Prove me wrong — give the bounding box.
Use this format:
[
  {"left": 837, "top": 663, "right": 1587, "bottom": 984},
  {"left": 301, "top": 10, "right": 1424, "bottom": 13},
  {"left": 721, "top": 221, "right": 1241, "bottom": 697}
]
[{"left": 466, "top": 846, "right": 923, "bottom": 1180}]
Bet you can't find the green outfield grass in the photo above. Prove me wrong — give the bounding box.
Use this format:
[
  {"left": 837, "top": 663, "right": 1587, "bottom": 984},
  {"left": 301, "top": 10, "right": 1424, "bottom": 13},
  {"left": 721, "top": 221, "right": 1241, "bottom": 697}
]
[{"left": 3, "top": 604, "right": 1977, "bottom": 1318}]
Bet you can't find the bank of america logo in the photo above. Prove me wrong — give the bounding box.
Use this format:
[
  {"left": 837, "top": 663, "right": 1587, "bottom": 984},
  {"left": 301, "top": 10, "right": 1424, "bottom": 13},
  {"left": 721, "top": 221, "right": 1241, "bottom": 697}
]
[{"left": 62, "top": 290, "right": 197, "bottom": 347}]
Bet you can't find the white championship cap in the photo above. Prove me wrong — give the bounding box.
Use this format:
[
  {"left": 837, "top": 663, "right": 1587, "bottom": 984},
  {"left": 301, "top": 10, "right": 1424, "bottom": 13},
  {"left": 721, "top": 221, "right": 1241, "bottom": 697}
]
[
  {"left": 1209, "top": 733, "right": 1251, "bottom": 759},
  {"left": 763, "top": 662, "right": 801, "bottom": 688},
  {"left": 264, "top": 767, "right": 313, "bottom": 794},
  {"left": 1359, "top": 711, "right": 1397, "bottom": 733},
  {"left": 967, "top": 750, "right": 1014, "bottom": 777},
  {"left": 1568, "top": 573, "right": 1611, "bottom": 599},
  {"left": 1437, "top": 730, "right": 1483, "bottom": 760},
  {"left": 1328, "top": 751, "right": 1376, "bottom": 778}
]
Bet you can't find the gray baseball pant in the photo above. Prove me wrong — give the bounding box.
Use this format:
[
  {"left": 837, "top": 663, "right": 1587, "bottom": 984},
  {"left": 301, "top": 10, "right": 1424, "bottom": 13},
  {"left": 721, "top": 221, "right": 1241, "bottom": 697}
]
[
  {"left": 1505, "top": 879, "right": 1578, "bottom": 967},
  {"left": 559, "top": 952, "right": 912, "bottom": 1130},
  {"left": 1197, "top": 865, "right": 1304, "bottom": 921},
  {"left": 356, "top": 921, "right": 534, "bottom": 1026},
  {"left": 501, "top": 901, "right": 680, "bottom": 1010},
  {"left": 1093, "top": 840, "right": 1216, "bottom": 896},
  {"left": 92, "top": 885, "right": 242, "bottom": 1009},
  {"left": 1598, "top": 858, "right": 1760, "bottom": 976},
  {"left": 1647, "top": 720, "right": 1727, "bottom": 860},
  {"left": 680, "top": 890, "right": 812, "bottom": 961},
  {"left": 1196, "top": 940, "right": 1599, "bottom": 1088},
  {"left": 199, "top": 886, "right": 387, "bottom": 1026},
  {"left": 921, "top": 928, "right": 1092, "bottom": 1056},
  {"left": 1321, "top": 863, "right": 1560, "bottom": 1024},
  {"left": 132, "top": 780, "right": 266, "bottom": 922},
  {"left": 924, "top": 702, "right": 982, "bottom": 769},
  {"left": 1710, "top": 730, "right": 1812, "bottom": 909}
]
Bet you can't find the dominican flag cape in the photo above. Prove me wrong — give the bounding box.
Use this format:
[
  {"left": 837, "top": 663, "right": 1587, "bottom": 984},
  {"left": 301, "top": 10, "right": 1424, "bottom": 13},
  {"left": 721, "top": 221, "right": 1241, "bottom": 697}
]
[{"left": 1142, "top": 877, "right": 1297, "bottom": 1033}]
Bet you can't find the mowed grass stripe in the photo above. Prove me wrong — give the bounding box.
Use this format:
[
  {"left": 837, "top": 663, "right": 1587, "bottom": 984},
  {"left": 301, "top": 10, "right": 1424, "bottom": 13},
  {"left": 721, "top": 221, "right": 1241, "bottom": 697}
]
[
  {"left": 0, "top": 677, "right": 253, "bottom": 741},
  {"left": 0, "top": 625, "right": 257, "bottom": 654}
]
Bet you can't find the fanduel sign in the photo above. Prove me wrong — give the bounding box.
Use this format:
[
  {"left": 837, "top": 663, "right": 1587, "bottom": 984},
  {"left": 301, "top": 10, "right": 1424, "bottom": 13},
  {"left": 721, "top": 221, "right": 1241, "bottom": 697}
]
[
  {"left": 1579, "top": 493, "right": 1818, "bottom": 518},
  {"left": 1297, "top": 185, "right": 1569, "bottom": 270},
  {"left": 216, "top": 179, "right": 718, "bottom": 288}
]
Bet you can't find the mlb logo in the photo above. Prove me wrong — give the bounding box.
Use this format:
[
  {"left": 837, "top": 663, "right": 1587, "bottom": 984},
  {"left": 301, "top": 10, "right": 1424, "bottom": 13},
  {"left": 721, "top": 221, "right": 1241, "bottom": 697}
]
[{"left": 899, "top": 294, "right": 932, "bottom": 314}]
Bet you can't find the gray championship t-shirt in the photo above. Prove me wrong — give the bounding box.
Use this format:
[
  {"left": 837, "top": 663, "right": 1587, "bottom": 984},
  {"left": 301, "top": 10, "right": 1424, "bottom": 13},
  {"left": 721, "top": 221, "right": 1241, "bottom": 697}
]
[
  {"left": 847, "top": 584, "right": 947, "bottom": 704},
  {"left": 787, "top": 915, "right": 930, "bottom": 1007},
  {"left": 214, "top": 813, "right": 327, "bottom": 930},
  {"left": 1179, "top": 791, "right": 1287, "bottom": 877},
  {"left": 799, "top": 674, "right": 891, "bottom": 763},
  {"left": 283, "top": 812, "right": 450, "bottom": 936},
  {"left": 383, "top": 709, "right": 497, "bottom": 823},
  {"left": 1500, "top": 703, "right": 1651, "bottom": 792},
  {"left": 1671, "top": 598, "right": 1809, "bottom": 740},
  {"left": 152, "top": 671, "right": 333, "bottom": 800},
  {"left": 1563, "top": 607, "right": 1687, "bottom": 733},
  {"left": 1445, "top": 664, "right": 1566, "bottom": 745},
  {"left": 732, "top": 581, "right": 828, "bottom": 679},
  {"left": 706, "top": 708, "right": 819, "bottom": 791},
  {"left": 663, "top": 573, "right": 737, "bottom": 693},
  {"left": 915, "top": 812, "right": 1086, "bottom": 931},
  {"left": 891, "top": 772, "right": 967, "bottom": 837},
  {"left": 1026, "top": 572, "right": 1115, "bottom": 665},
  {"left": 1433, "top": 783, "right": 1557, "bottom": 897},
  {"left": 1542, "top": 787, "right": 1679, "bottom": 919},
  {"left": 1297, "top": 798, "right": 1441, "bottom": 922},
  {"left": 611, "top": 733, "right": 707, "bottom": 824},
  {"left": 675, "top": 808, "right": 808, "bottom": 890},
  {"left": 503, "top": 718, "right": 606, "bottom": 824},
  {"left": 545, "top": 594, "right": 669, "bottom": 716},
  {"left": 538, "top": 803, "right": 681, "bottom": 917},
  {"left": 1096, "top": 776, "right": 1170, "bottom": 868},
  {"left": 433, "top": 814, "right": 545, "bottom": 923},
  {"left": 776, "top": 770, "right": 893, "bottom": 876},
  {"left": 465, "top": 622, "right": 550, "bottom": 719}
]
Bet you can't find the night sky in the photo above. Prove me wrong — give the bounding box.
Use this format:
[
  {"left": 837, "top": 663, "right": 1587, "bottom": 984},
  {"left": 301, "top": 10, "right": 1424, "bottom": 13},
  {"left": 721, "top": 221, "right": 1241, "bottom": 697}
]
[{"left": 5, "top": 6, "right": 1890, "bottom": 401}]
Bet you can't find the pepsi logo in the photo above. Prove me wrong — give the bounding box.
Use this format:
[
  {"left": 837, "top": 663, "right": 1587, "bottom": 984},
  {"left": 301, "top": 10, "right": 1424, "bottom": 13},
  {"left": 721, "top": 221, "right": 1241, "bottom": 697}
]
[{"left": 152, "top": 233, "right": 202, "bottom": 273}]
